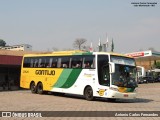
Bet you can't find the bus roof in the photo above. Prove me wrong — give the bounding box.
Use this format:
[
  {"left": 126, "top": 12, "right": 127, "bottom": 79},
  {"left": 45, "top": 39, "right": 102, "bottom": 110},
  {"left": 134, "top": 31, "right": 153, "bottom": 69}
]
[
  {"left": 23, "top": 50, "right": 133, "bottom": 58},
  {"left": 24, "top": 50, "right": 91, "bottom": 57},
  {"left": 95, "top": 52, "right": 133, "bottom": 58}
]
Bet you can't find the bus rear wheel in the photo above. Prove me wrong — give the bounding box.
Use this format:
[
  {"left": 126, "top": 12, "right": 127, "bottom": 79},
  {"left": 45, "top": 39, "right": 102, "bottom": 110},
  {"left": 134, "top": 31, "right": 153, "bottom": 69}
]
[
  {"left": 37, "top": 82, "right": 43, "bottom": 94},
  {"left": 30, "top": 82, "right": 37, "bottom": 94},
  {"left": 84, "top": 86, "right": 94, "bottom": 101}
]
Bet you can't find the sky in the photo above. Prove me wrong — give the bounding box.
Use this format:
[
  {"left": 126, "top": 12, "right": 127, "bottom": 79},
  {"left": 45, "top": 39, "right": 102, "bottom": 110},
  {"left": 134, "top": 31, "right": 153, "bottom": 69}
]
[{"left": 0, "top": 0, "right": 159, "bottom": 53}]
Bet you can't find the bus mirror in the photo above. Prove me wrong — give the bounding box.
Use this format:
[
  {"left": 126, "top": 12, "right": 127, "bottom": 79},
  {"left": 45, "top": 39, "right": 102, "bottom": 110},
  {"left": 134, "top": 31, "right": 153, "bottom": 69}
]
[{"left": 109, "top": 62, "right": 115, "bottom": 73}]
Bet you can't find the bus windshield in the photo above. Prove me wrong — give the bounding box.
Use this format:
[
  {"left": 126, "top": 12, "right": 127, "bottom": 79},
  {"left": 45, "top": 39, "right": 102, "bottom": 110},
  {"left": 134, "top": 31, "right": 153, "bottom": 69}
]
[{"left": 110, "top": 56, "right": 138, "bottom": 88}]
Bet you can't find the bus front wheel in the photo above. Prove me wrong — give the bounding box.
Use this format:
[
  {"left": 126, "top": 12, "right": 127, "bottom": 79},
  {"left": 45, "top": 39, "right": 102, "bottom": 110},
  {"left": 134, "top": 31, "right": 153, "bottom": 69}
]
[
  {"left": 84, "top": 86, "right": 94, "bottom": 101},
  {"left": 30, "top": 82, "right": 37, "bottom": 94},
  {"left": 37, "top": 82, "right": 43, "bottom": 94}
]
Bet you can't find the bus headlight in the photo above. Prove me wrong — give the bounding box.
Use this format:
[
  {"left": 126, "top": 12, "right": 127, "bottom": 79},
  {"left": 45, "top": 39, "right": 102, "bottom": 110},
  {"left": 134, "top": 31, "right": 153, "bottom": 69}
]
[{"left": 134, "top": 88, "right": 138, "bottom": 92}]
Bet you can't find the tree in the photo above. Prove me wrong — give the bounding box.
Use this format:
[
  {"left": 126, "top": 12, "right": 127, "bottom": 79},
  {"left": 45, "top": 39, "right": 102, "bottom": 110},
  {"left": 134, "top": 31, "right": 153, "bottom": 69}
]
[
  {"left": 148, "top": 47, "right": 158, "bottom": 52},
  {"left": 52, "top": 47, "right": 59, "bottom": 51},
  {"left": 0, "top": 39, "right": 6, "bottom": 47},
  {"left": 73, "top": 38, "right": 87, "bottom": 50},
  {"left": 148, "top": 47, "right": 155, "bottom": 51},
  {"left": 154, "top": 61, "right": 160, "bottom": 69}
]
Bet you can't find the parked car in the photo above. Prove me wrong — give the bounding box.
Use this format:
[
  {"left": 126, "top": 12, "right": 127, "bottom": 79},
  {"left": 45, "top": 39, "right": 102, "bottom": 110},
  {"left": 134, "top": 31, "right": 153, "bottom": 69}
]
[
  {"left": 138, "top": 77, "right": 145, "bottom": 84},
  {"left": 142, "top": 76, "right": 155, "bottom": 83},
  {"left": 155, "top": 76, "right": 160, "bottom": 82}
]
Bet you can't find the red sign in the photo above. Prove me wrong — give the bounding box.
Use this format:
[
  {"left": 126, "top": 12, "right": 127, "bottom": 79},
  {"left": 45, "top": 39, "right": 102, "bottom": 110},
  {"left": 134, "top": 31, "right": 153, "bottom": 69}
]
[{"left": 126, "top": 52, "right": 144, "bottom": 58}]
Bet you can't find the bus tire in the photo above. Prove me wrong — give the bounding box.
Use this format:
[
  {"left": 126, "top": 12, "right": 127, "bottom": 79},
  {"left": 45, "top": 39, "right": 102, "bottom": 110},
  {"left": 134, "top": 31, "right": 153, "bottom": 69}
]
[
  {"left": 37, "top": 82, "right": 43, "bottom": 94},
  {"left": 84, "top": 86, "right": 94, "bottom": 101},
  {"left": 30, "top": 82, "right": 37, "bottom": 94}
]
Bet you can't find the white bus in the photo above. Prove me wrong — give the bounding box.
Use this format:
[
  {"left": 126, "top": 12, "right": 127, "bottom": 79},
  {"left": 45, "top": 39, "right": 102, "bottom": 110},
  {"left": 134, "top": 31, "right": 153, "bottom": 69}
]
[
  {"left": 137, "top": 66, "right": 146, "bottom": 78},
  {"left": 20, "top": 51, "right": 138, "bottom": 101},
  {"left": 136, "top": 66, "right": 146, "bottom": 83}
]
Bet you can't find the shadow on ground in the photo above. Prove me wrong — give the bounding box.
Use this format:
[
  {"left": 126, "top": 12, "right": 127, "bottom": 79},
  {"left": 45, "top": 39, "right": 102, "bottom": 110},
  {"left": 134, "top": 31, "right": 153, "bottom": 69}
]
[
  {"left": 0, "top": 89, "right": 153, "bottom": 103},
  {"left": 48, "top": 92, "right": 153, "bottom": 103}
]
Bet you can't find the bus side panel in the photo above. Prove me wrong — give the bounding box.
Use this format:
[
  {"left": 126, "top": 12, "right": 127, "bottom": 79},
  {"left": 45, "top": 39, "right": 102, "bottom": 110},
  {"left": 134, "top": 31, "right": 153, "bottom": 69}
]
[
  {"left": 42, "top": 68, "right": 63, "bottom": 91},
  {"left": 20, "top": 68, "right": 30, "bottom": 89},
  {"left": 52, "top": 69, "right": 82, "bottom": 88},
  {"left": 20, "top": 68, "right": 64, "bottom": 91},
  {"left": 60, "top": 69, "right": 82, "bottom": 88},
  {"left": 53, "top": 69, "right": 73, "bottom": 88},
  {"left": 51, "top": 69, "right": 97, "bottom": 95}
]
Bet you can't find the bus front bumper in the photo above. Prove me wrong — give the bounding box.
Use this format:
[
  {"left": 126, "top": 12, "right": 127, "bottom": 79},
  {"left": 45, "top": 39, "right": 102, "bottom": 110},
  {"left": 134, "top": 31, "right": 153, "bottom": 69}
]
[{"left": 107, "top": 90, "right": 137, "bottom": 99}]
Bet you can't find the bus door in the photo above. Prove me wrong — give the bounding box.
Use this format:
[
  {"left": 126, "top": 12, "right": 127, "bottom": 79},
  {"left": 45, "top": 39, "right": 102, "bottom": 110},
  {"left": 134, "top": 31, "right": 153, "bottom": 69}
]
[{"left": 98, "top": 55, "right": 110, "bottom": 86}]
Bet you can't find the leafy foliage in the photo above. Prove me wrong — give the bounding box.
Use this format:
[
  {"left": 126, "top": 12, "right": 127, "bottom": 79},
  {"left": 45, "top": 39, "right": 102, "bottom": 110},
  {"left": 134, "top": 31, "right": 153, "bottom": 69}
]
[
  {"left": 154, "top": 61, "right": 160, "bottom": 69},
  {"left": 0, "top": 39, "right": 6, "bottom": 47}
]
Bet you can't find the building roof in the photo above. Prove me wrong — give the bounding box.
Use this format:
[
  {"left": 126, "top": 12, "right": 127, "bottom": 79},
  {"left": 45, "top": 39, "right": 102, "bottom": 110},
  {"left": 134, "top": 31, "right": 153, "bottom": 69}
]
[
  {"left": 126, "top": 50, "right": 160, "bottom": 61},
  {"left": 0, "top": 50, "right": 42, "bottom": 65},
  {"left": 0, "top": 50, "right": 40, "bottom": 56}
]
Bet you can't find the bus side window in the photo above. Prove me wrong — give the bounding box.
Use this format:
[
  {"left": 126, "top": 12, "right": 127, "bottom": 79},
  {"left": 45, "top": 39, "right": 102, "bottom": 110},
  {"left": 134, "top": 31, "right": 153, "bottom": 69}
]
[
  {"left": 46, "top": 57, "right": 52, "bottom": 68},
  {"left": 52, "top": 57, "right": 58, "bottom": 68},
  {"left": 61, "top": 57, "right": 69, "bottom": 68},
  {"left": 38, "top": 58, "right": 42, "bottom": 67},
  {"left": 83, "top": 55, "right": 95, "bottom": 69},
  {"left": 34, "top": 59, "right": 38, "bottom": 67},
  {"left": 46, "top": 57, "right": 57, "bottom": 68},
  {"left": 45, "top": 57, "right": 51, "bottom": 68},
  {"left": 30, "top": 58, "right": 34, "bottom": 67},
  {"left": 23, "top": 57, "right": 31, "bottom": 67},
  {"left": 84, "top": 62, "right": 90, "bottom": 68},
  {"left": 38, "top": 57, "right": 46, "bottom": 68},
  {"left": 71, "top": 56, "right": 82, "bottom": 68},
  {"left": 57, "top": 58, "right": 62, "bottom": 68},
  {"left": 38, "top": 58, "right": 44, "bottom": 68},
  {"left": 91, "top": 58, "right": 95, "bottom": 68},
  {"left": 52, "top": 63, "right": 56, "bottom": 68}
]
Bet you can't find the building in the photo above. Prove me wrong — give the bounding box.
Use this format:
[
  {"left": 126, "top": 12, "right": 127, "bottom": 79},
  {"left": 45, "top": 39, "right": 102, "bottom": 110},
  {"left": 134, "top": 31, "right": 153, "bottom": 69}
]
[
  {"left": 126, "top": 50, "right": 160, "bottom": 70},
  {"left": 0, "top": 50, "right": 39, "bottom": 90},
  {"left": 0, "top": 44, "right": 32, "bottom": 51}
]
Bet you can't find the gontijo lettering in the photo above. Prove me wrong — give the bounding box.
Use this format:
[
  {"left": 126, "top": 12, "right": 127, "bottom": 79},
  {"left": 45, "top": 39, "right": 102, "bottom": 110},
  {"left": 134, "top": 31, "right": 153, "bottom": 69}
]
[{"left": 35, "top": 70, "right": 55, "bottom": 76}]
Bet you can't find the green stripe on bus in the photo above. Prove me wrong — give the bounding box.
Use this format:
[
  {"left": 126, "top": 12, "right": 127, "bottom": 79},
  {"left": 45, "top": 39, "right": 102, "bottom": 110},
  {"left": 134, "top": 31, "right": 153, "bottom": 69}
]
[
  {"left": 61, "top": 69, "right": 82, "bottom": 88},
  {"left": 53, "top": 69, "right": 73, "bottom": 88},
  {"left": 82, "top": 52, "right": 92, "bottom": 55},
  {"left": 127, "top": 88, "right": 135, "bottom": 92},
  {"left": 73, "top": 52, "right": 92, "bottom": 55}
]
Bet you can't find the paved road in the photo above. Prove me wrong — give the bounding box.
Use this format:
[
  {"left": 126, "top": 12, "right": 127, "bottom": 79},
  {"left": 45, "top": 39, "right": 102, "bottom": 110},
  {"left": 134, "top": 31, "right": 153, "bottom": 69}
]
[{"left": 0, "top": 83, "right": 160, "bottom": 120}]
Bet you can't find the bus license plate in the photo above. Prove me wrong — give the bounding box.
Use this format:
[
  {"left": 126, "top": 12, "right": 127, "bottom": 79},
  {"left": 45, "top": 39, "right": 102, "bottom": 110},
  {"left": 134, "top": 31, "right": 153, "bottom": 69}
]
[{"left": 124, "top": 94, "right": 128, "bottom": 97}]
